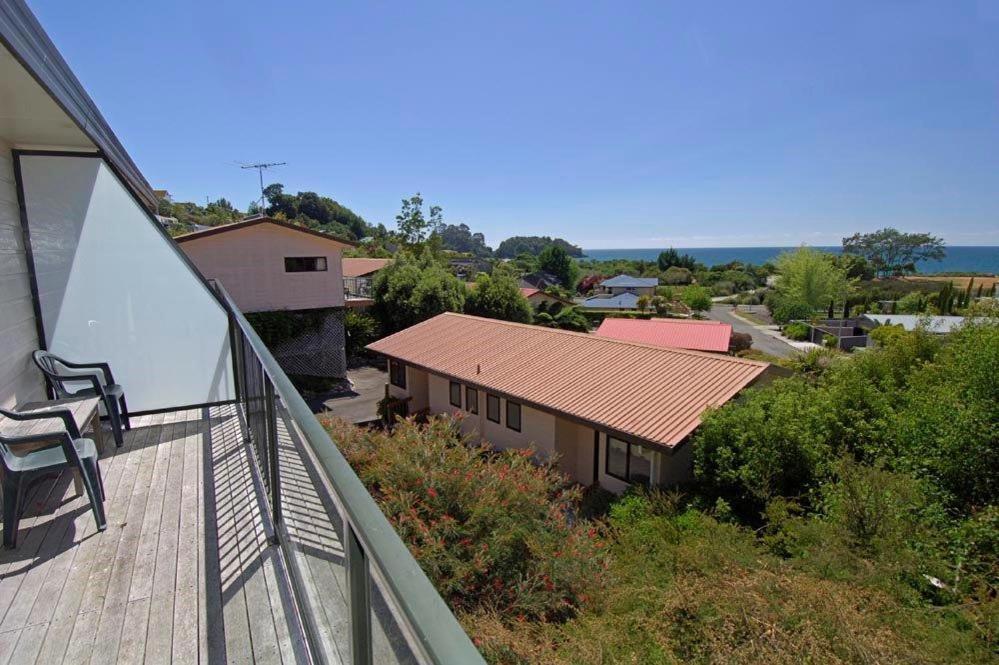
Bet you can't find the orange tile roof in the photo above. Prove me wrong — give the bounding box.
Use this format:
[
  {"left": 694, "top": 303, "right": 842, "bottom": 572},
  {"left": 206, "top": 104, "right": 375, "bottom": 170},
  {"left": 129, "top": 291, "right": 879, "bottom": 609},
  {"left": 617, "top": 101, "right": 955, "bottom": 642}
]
[
  {"left": 342, "top": 257, "right": 392, "bottom": 277},
  {"left": 596, "top": 318, "right": 732, "bottom": 353},
  {"left": 367, "top": 313, "right": 768, "bottom": 448}
]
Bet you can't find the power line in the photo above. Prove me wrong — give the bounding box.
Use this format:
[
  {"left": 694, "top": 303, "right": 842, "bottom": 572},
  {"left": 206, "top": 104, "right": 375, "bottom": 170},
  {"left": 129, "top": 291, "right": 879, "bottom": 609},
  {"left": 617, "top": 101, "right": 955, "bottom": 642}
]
[{"left": 240, "top": 161, "right": 286, "bottom": 211}]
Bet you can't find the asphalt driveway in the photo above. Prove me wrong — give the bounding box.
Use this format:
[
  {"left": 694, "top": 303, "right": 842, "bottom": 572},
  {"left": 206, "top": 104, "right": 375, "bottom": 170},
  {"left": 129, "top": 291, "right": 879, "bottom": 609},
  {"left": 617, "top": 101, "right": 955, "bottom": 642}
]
[
  {"left": 708, "top": 304, "right": 797, "bottom": 358},
  {"left": 321, "top": 365, "right": 387, "bottom": 424}
]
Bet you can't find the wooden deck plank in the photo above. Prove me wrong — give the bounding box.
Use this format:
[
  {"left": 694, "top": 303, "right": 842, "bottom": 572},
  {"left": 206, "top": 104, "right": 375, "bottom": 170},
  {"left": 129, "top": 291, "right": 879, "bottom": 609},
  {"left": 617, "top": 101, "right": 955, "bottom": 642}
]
[
  {"left": 87, "top": 411, "right": 172, "bottom": 662},
  {"left": 35, "top": 416, "right": 154, "bottom": 665},
  {"left": 172, "top": 411, "right": 201, "bottom": 662},
  {"left": 212, "top": 406, "right": 256, "bottom": 665},
  {"left": 0, "top": 403, "right": 324, "bottom": 664}
]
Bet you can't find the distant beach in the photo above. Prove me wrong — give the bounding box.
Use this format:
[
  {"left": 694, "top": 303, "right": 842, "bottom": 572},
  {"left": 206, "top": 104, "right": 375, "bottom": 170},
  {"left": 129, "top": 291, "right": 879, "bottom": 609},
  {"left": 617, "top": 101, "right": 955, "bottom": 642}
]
[{"left": 582, "top": 246, "right": 999, "bottom": 274}]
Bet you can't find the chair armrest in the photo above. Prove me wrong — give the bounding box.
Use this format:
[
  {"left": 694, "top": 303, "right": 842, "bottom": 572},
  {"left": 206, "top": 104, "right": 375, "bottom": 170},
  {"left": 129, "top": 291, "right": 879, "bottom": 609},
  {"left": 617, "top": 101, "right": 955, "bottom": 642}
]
[
  {"left": 0, "top": 407, "right": 81, "bottom": 439},
  {"left": 49, "top": 373, "right": 107, "bottom": 400},
  {"left": 55, "top": 360, "right": 115, "bottom": 385}
]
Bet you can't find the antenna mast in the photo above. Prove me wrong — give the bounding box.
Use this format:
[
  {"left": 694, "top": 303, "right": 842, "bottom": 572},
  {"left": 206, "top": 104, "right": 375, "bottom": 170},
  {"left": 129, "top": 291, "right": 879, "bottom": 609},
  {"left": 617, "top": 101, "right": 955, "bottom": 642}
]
[{"left": 240, "top": 161, "right": 286, "bottom": 211}]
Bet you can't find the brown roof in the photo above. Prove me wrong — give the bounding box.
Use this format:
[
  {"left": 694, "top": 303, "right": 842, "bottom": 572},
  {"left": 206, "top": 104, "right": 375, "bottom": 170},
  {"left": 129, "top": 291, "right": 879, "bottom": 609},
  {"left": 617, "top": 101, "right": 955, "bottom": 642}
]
[
  {"left": 367, "top": 313, "right": 768, "bottom": 448},
  {"left": 173, "top": 216, "right": 357, "bottom": 247},
  {"left": 342, "top": 257, "right": 393, "bottom": 277}
]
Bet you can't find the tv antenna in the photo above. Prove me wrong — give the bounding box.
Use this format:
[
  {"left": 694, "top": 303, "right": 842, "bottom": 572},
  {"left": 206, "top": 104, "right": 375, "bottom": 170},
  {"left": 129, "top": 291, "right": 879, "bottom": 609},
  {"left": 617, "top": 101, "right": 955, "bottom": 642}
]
[{"left": 240, "top": 161, "right": 286, "bottom": 211}]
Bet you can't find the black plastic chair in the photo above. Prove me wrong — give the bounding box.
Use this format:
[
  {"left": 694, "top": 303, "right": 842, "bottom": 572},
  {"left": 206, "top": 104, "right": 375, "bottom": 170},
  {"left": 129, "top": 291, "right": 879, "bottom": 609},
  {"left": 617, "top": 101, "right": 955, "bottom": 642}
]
[
  {"left": 32, "top": 351, "right": 130, "bottom": 448},
  {"left": 0, "top": 407, "right": 106, "bottom": 549}
]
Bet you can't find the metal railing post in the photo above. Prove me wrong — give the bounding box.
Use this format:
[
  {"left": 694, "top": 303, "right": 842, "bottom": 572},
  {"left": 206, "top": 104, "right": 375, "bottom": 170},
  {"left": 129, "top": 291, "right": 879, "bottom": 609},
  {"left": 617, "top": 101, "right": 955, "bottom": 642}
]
[
  {"left": 265, "top": 379, "right": 281, "bottom": 542},
  {"left": 347, "top": 524, "right": 372, "bottom": 665}
]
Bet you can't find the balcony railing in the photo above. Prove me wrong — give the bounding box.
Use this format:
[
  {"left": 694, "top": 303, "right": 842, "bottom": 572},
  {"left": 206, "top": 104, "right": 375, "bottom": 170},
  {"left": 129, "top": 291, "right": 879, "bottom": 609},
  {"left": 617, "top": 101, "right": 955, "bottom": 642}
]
[
  {"left": 344, "top": 277, "right": 373, "bottom": 299},
  {"left": 213, "top": 281, "right": 483, "bottom": 665}
]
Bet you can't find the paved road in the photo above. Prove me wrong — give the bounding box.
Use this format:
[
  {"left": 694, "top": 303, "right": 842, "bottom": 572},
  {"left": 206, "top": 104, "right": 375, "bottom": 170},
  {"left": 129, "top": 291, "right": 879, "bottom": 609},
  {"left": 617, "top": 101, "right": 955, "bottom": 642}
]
[
  {"left": 709, "top": 304, "right": 797, "bottom": 358},
  {"left": 321, "top": 365, "right": 387, "bottom": 424}
]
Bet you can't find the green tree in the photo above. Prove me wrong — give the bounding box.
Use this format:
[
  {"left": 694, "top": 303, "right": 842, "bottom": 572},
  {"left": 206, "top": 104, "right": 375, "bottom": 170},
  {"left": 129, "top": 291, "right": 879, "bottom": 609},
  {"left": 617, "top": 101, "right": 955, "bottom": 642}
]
[
  {"left": 842, "top": 228, "right": 946, "bottom": 278},
  {"left": 774, "top": 247, "right": 850, "bottom": 314},
  {"left": 537, "top": 244, "right": 580, "bottom": 289},
  {"left": 656, "top": 247, "right": 698, "bottom": 271},
  {"left": 464, "top": 273, "right": 532, "bottom": 323},
  {"left": 371, "top": 252, "right": 465, "bottom": 333},
  {"left": 681, "top": 285, "right": 712, "bottom": 312},
  {"left": 395, "top": 193, "right": 442, "bottom": 246},
  {"left": 437, "top": 223, "right": 492, "bottom": 256}
]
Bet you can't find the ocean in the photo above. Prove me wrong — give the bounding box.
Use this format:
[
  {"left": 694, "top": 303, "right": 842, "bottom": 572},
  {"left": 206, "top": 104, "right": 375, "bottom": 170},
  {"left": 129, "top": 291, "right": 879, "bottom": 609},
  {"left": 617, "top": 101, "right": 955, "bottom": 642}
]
[{"left": 581, "top": 246, "right": 999, "bottom": 274}]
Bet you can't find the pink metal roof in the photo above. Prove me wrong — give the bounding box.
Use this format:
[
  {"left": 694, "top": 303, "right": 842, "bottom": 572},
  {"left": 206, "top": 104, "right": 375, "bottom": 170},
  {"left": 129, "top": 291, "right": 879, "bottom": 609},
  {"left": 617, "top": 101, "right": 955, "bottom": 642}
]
[
  {"left": 342, "top": 258, "right": 392, "bottom": 278},
  {"left": 520, "top": 287, "right": 540, "bottom": 298},
  {"left": 595, "top": 318, "right": 733, "bottom": 353},
  {"left": 367, "top": 313, "right": 767, "bottom": 447}
]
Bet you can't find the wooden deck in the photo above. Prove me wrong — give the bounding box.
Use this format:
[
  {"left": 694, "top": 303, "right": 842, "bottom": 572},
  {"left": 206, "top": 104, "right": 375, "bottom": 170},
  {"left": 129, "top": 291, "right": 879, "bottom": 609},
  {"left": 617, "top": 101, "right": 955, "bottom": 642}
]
[{"left": 0, "top": 404, "right": 311, "bottom": 664}]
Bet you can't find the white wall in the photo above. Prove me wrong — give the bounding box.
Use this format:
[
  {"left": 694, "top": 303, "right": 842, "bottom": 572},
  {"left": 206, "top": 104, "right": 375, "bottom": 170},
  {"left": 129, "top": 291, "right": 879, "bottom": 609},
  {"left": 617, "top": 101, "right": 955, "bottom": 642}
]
[
  {"left": 0, "top": 141, "right": 46, "bottom": 408},
  {"left": 18, "top": 154, "right": 234, "bottom": 411}
]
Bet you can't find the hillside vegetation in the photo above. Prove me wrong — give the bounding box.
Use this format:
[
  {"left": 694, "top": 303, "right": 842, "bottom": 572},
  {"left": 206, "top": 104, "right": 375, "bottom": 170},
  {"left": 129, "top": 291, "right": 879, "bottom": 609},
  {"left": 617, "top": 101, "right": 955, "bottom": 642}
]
[{"left": 324, "top": 319, "right": 998, "bottom": 664}]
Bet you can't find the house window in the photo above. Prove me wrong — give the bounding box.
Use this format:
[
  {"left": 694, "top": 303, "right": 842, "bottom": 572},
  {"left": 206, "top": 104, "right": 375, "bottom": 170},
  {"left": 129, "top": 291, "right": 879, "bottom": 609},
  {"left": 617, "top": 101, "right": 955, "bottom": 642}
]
[
  {"left": 506, "top": 401, "right": 521, "bottom": 432},
  {"left": 284, "top": 256, "right": 328, "bottom": 272},
  {"left": 605, "top": 435, "right": 654, "bottom": 486},
  {"left": 449, "top": 381, "right": 462, "bottom": 408},
  {"left": 389, "top": 360, "right": 406, "bottom": 389},
  {"left": 486, "top": 394, "right": 500, "bottom": 423},
  {"left": 466, "top": 387, "right": 478, "bottom": 414}
]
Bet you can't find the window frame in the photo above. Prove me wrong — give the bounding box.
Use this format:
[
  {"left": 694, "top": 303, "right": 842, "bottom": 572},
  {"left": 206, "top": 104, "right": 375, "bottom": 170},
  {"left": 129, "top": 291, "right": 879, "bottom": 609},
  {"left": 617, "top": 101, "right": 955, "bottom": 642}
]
[
  {"left": 506, "top": 400, "right": 522, "bottom": 432},
  {"left": 449, "top": 381, "right": 462, "bottom": 408},
  {"left": 284, "top": 256, "right": 328, "bottom": 273},
  {"left": 465, "top": 386, "right": 478, "bottom": 414},
  {"left": 604, "top": 435, "right": 653, "bottom": 486},
  {"left": 486, "top": 394, "right": 501, "bottom": 423},
  {"left": 389, "top": 360, "right": 406, "bottom": 389}
]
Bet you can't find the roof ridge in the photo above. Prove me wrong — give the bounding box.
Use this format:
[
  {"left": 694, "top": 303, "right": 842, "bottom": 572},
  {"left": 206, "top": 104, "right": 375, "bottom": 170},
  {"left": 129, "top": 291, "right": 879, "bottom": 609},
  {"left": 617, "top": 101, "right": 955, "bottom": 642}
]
[{"left": 438, "top": 313, "right": 765, "bottom": 367}]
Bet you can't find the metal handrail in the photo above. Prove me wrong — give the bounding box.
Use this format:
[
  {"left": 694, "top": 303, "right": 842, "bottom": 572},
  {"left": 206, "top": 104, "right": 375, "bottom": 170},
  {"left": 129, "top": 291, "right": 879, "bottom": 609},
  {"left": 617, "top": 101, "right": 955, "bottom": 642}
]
[{"left": 212, "top": 281, "right": 483, "bottom": 665}]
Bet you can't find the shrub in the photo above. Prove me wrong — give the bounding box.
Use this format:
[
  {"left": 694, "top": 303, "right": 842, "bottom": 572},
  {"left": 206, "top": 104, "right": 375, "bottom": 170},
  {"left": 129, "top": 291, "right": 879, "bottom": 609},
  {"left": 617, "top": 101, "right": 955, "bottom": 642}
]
[
  {"left": 728, "top": 331, "right": 752, "bottom": 354},
  {"left": 320, "top": 415, "right": 607, "bottom": 623},
  {"left": 771, "top": 298, "right": 813, "bottom": 324},
  {"left": 662, "top": 266, "right": 693, "bottom": 285},
  {"left": 344, "top": 310, "right": 380, "bottom": 358},
  {"left": 681, "top": 285, "right": 712, "bottom": 312},
  {"left": 784, "top": 322, "right": 810, "bottom": 341}
]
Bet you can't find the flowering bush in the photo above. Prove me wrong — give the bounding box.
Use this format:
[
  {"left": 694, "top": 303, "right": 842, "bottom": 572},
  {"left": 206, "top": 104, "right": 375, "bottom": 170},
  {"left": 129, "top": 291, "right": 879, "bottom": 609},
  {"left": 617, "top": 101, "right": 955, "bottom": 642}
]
[{"left": 320, "top": 414, "right": 607, "bottom": 622}]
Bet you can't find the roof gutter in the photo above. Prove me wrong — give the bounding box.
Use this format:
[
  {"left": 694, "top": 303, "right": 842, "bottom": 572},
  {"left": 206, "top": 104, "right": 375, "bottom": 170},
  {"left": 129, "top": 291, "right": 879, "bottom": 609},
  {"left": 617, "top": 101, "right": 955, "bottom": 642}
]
[{"left": 0, "top": 0, "right": 158, "bottom": 211}]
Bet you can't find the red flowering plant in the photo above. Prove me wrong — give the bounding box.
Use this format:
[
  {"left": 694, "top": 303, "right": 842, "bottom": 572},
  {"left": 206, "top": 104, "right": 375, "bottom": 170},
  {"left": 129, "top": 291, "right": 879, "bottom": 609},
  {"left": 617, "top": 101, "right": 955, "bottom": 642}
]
[{"left": 320, "top": 414, "right": 607, "bottom": 622}]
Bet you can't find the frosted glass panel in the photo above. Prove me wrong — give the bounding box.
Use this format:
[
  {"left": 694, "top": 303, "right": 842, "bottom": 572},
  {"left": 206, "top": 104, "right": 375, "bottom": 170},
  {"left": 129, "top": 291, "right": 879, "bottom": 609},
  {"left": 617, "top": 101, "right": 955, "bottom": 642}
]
[{"left": 19, "top": 154, "right": 234, "bottom": 411}]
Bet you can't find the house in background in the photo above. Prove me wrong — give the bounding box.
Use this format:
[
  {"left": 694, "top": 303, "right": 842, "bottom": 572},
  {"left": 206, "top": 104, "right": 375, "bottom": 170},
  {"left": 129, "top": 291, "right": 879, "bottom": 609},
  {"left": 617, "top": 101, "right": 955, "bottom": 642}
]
[
  {"left": 176, "top": 215, "right": 354, "bottom": 379},
  {"left": 519, "top": 270, "right": 562, "bottom": 290},
  {"left": 520, "top": 287, "right": 574, "bottom": 309},
  {"left": 342, "top": 256, "right": 391, "bottom": 306},
  {"left": 578, "top": 292, "right": 643, "bottom": 310},
  {"left": 599, "top": 274, "right": 659, "bottom": 296},
  {"left": 596, "top": 317, "right": 733, "bottom": 353},
  {"left": 368, "top": 313, "right": 773, "bottom": 493}
]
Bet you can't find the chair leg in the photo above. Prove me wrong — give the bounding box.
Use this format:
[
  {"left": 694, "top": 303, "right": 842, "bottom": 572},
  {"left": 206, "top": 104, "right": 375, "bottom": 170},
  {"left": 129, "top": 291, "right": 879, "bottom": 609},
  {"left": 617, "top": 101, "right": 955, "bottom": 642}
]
[
  {"left": 105, "top": 398, "right": 124, "bottom": 448},
  {"left": 2, "top": 474, "right": 22, "bottom": 549},
  {"left": 79, "top": 459, "right": 106, "bottom": 532},
  {"left": 94, "top": 460, "right": 106, "bottom": 502},
  {"left": 119, "top": 396, "right": 131, "bottom": 431}
]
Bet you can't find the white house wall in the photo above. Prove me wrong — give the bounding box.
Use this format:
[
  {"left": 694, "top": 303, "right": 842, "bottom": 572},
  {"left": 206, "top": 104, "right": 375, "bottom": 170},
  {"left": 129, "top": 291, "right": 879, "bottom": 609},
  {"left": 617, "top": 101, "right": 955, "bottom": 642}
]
[
  {"left": 0, "top": 140, "right": 45, "bottom": 408},
  {"left": 18, "top": 154, "right": 234, "bottom": 411}
]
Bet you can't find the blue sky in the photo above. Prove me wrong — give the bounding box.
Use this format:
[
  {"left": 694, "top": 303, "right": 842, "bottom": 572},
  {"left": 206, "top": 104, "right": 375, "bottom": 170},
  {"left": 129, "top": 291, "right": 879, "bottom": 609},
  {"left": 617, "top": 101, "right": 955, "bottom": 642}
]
[{"left": 30, "top": 0, "right": 999, "bottom": 248}]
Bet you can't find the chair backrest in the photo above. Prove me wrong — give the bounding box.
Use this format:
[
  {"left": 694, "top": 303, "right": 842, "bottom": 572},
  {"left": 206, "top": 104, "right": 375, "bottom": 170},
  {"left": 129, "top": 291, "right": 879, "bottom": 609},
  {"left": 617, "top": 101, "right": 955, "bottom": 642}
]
[
  {"left": 32, "top": 350, "right": 73, "bottom": 398},
  {"left": 0, "top": 406, "right": 81, "bottom": 469}
]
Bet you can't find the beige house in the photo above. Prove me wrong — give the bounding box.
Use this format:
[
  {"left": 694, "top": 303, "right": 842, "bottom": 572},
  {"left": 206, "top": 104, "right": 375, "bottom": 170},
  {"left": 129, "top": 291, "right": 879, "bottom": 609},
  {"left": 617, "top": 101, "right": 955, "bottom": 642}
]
[
  {"left": 343, "top": 257, "right": 392, "bottom": 307},
  {"left": 368, "top": 313, "right": 773, "bottom": 492},
  {"left": 176, "top": 216, "right": 353, "bottom": 312},
  {"left": 176, "top": 216, "right": 355, "bottom": 378}
]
